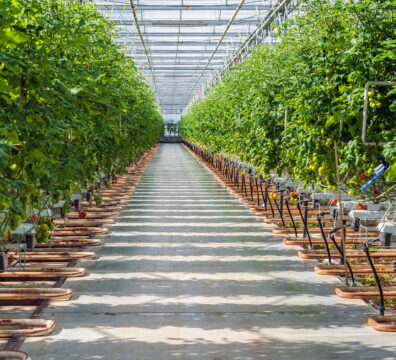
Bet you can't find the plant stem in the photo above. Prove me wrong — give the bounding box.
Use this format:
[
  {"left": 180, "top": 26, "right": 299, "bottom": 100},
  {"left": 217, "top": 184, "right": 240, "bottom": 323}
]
[{"left": 334, "top": 140, "right": 349, "bottom": 286}]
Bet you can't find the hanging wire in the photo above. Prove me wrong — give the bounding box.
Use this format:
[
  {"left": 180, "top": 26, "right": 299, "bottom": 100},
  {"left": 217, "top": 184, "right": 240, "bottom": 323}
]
[
  {"left": 128, "top": 0, "right": 162, "bottom": 113},
  {"left": 186, "top": 0, "right": 247, "bottom": 102}
]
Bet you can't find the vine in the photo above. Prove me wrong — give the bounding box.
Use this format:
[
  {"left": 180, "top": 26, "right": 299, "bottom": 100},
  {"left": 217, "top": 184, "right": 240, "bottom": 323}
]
[
  {"left": 180, "top": 0, "right": 395, "bottom": 195},
  {"left": 0, "top": 0, "right": 163, "bottom": 238}
]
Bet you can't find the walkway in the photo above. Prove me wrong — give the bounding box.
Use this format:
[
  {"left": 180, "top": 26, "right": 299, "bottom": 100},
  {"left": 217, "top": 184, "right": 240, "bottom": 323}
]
[{"left": 24, "top": 144, "right": 396, "bottom": 359}]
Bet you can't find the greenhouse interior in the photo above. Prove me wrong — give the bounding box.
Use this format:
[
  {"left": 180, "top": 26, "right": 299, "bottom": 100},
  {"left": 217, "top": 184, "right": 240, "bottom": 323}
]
[{"left": 0, "top": 0, "right": 395, "bottom": 359}]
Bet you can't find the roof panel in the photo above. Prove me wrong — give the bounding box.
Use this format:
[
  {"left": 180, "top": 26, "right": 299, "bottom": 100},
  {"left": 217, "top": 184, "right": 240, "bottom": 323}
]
[{"left": 91, "top": 0, "right": 293, "bottom": 119}]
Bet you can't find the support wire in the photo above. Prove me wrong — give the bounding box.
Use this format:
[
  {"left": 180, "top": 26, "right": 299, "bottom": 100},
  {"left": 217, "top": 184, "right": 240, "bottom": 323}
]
[{"left": 129, "top": 0, "right": 162, "bottom": 113}]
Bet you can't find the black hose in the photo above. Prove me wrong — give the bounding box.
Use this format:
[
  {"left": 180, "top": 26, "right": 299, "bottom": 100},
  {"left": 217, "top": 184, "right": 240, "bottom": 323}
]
[
  {"left": 318, "top": 212, "right": 331, "bottom": 264},
  {"left": 297, "top": 200, "right": 312, "bottom": 249},
  {"left": 328, "top": 227, "right": 356, "bottom": 285},
  {"left": 363, "top": 242, "right": 385, "bottom": 316},
  {"left": 272, "top": 195, "right": 285, "bottom": 227},
  {"left": 267, "top": 183, "right": 275, "bottom": 217},
  {"left": 259, "top": 180, "right": 266, "bottom": 210},
  {"left": 255, "top": 178, "right": 260, "bottom": 206},
  {"left": 285, "top": 198, "right": 298, "bottom": 238},
  {"left": 249, "top": 177, "right": 254, "bottom": 201}
]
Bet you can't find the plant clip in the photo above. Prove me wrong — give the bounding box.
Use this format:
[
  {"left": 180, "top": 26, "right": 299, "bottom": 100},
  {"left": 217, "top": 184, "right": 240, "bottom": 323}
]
[{"left": 360, "top": 156, "right": 389, "bottom": 191}]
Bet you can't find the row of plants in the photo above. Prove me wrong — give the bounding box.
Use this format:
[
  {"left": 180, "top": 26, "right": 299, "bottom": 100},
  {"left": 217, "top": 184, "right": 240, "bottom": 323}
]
[
  {"left": 180, "top": 0, "right": 395, "bottom": 195},
  {"left": 0, "top": 0, "right": 163, "bottom": 239}
]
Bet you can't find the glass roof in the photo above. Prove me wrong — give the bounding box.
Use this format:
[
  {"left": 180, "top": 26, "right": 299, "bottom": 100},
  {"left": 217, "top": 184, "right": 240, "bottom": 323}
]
[{"left": 92, "top": 0, "right": 288, "bottom": 121}]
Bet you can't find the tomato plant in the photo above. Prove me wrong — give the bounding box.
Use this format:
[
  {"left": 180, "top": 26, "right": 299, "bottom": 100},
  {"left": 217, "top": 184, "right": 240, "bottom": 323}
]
[
  {"left": 180, "top": 0, "right": 395, "bottom": 192},
  {"left": 0, "top": 0, "right": 163, "bottom": 239}
]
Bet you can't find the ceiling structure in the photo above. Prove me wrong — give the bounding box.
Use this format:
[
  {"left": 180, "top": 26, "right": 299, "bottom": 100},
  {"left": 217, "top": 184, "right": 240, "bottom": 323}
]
[{"left": 92, "top": 0, "right": 300, "bottom": 121}]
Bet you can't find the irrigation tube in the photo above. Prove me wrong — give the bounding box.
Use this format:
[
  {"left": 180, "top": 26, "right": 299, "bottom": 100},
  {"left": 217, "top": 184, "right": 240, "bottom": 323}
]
[
  {"left": 129, "top": 0, "right": 162, "bottom": 113},
  {"left": 188, "top": 0, "right": 247, "bottom": 99}
]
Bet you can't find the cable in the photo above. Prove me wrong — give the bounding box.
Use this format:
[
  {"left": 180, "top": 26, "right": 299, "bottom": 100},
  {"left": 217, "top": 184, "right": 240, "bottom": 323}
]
[
  {"left": 187, "top": 0, "right": 295, "bottom": 112},
  {"left": 186, "top": 0, "right": 247, "bottom": 102},
  {"left": 129, "top": 0, "right": 162, "bottom": 113}
]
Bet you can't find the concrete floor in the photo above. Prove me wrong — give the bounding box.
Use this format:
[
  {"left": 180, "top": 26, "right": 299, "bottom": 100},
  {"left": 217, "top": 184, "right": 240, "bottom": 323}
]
[{"left": 23, "top": 144, "right": 396, "bottom": 359}]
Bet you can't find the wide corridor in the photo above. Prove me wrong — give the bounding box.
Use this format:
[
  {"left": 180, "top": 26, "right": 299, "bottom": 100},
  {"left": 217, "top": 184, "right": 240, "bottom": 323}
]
[{"left": 24, "top": 144, "right": 396, "bottom": 359}]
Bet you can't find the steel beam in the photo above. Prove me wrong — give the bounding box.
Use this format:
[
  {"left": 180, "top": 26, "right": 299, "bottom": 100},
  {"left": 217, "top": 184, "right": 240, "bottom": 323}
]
[
  {"left": 115, "top": 41, "right": 244, "bottom": 46},
  {"left": 155, "top": 78, "right": 207, "bottom": 81},
  {"left": 111, "top": 19, "right": 260, "bottom": 26},
  {"left": 158, "top": 79, "right": 204, "bottom": 85},
  {"left": 126, "top": 49, "right": 228, "bottom": 54},
  {"left": 161, "top": 103, "right": 190, "bottom": 106},
  {"left": 157, "top": 85, "right": 197, "bottom": 87},
  {"left": 156, "top": 91, "right": 194, "bottom": 95},
  {"left": 156, "top": 78, "right": 206, "bottom": 81},
  {"left": 150, "top": 60, "right": 224, "bottom": 64},
  {"left": 91, "top": 0, "right": 276, "bottom": 110},
  {"left": 157, "top": 90, "right": 195, "bottom": 92},
  {"left": 151, "top": 67, "right": 215, "bottom": 71},
  {"left": 115, "top": 32, "right": 244, "bottom": 37},
  {"left": 159, "top": 86, "right": 200, "bottom": 88},
  {"left": 155, "top": 74, "right": 209, "bottom": 77},
  {"left": 95, "top": 4, "right": 271, "bottom": 11},
  {"left": 159, "top": 97, "right": 194, "bottom": 99},
  {"left": 155, "top": 75, "right": 201, "bottom": 78},
  {"left": 184, "top": 0, "right": 298, "bottom": 111},
  {"left": 157, "top": 86, "right": 197, "bottom": 89}
]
